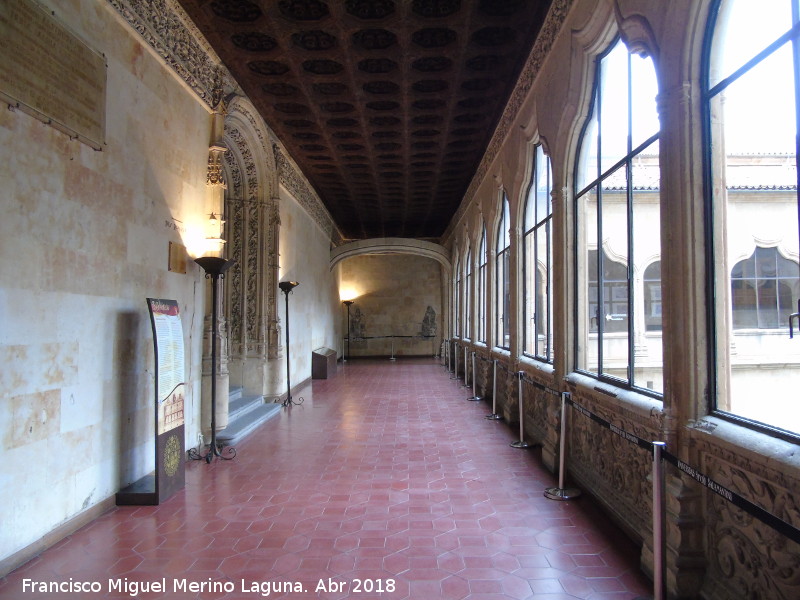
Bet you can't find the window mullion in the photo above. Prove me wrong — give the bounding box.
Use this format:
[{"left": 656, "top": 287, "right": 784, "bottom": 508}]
[
  {"left": 626, "top": 54, "right": 635, "bottom": 385},
  {"left": 793, "top": 20, "right": 800, "bottom": 262}
]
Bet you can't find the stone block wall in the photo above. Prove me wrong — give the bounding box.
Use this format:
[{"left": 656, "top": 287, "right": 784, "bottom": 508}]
[{"left": 338, "top": 254, "right": 442, "bottom": 358}]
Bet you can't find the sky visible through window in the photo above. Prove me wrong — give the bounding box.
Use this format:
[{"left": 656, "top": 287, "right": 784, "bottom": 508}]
[{"left": 712, "top": 0, "right": 796, "bottom": 153}]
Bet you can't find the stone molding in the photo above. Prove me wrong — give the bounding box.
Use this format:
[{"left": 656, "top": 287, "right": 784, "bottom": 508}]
[
  {"left": 330, "top": 238, "right": 451, "bottom": 271},
  {"left": 275, "top": 145, "right": 340, "bottom": 244}
]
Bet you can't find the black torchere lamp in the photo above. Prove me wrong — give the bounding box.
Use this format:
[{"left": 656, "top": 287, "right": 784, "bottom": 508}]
[
  {"left": 279, "top": 280, "right": 302, "bottom": 407},
  {"left": 342, "top": 300, "right": 354, "bottom": 361},
  {"left": 190, "top": 256, "right": 237, "bottom": 463}
]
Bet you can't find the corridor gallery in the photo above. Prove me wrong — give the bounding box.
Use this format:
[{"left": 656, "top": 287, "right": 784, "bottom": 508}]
[{"left": 0, "top": 1, "right": 798, "bottom": 599}]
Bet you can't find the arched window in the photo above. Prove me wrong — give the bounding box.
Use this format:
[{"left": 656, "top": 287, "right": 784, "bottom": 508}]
[
  {"left": 588, "top": 249, "right": 628, "bottom": 334},
  {"left": 643, "top": 261, "right": 662, "bottom": 332},
  {"left": 575, "top": 37, "right": 662, "bottom": 393},
  {"left": 496, "top": 195, "right": 511, "bottom": 349},
  {"left": 464, "top": 246, "right": 472, "bottom": 340},
  {"left": 454, "top": 255, "right": 461, "bottom": 338},
  {"left": 731, "top": 247, "right": 799, "bottom": 330},
  {"left": 478, "top": 226, "right": 487, "bottom": 343},
  {"left": 706, "top": 1, "right": 800, "bottom": 437},
  {"left": 523, "top": 144, "right": 553, "bottom": 361}
]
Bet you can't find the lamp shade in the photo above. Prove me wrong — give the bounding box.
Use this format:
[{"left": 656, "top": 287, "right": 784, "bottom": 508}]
[
  {"left": 279, "top": 281, "right": 300, "bottom": 293},
  {"left": 195, "top": 256, "right": 237, "bottom": 276}
]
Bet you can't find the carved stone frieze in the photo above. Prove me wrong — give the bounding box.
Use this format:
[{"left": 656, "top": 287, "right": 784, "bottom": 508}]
[
  {"left": 274, "top": 144, "right": 342, "bottom": 244},
  {"left": 693, "top": 440, "right": 800, "bottom": 600},
  {"left": 566, "top": 389, "right": 660, "bottom": 541},
  {"left": 520, "top": 378, "right": 558, "bottom": 447},
  {"left": 475, "top": 352, "right": 492, "bottom": 400},
  {"left": 106, "top": 0, "right": 234, "bottom": 106}
]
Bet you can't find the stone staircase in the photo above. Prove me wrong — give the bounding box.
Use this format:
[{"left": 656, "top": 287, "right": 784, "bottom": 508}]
[{"left": 216, "top": 387, "right": 281, "bottom": 446}]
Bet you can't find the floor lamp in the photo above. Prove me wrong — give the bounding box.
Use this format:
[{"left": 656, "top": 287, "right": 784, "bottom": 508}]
[
  {"left": 191, "top": 256, "right": 237, "bottom": 463},
  {"left": 279, "top": 281, "right": 303, "bottom": 407},
  {"left": 342, "top": 300, "right": 354, "bottom": 361}
]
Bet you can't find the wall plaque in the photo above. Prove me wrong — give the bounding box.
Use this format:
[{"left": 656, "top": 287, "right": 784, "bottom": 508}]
[{"left": 0, "top": 0, "right": 106, "bottom": 149}]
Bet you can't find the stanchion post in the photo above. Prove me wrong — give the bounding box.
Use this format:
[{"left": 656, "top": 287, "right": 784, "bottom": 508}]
[
  {"left": 544, "top": 392, "right": 581, "bottom": 499},
  {"left": 510, "top": 371, "right": 531, "bottom": 448},
  {"left": 390, "top": 335, "right": 396, "bottom": 361},
  {"left": 485, "top": 359, "right": 501, "bottom": 419},
  {"left": 467, "top": 352, "right": 482, "bottom": 401},
  {"left": 451, "top": 344, "right": 458, "bottom": 379},
  {"left": 448, "top": 340, "right": 452, "bottom": 373},
  {"left": 652, "top": 441, "right": 666, "bottom": 600},
  {"left": 462, "top": 346, "right": 469, "bottom": 387}
]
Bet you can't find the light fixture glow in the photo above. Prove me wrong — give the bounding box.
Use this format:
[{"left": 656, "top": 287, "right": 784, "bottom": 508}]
[{"left": 339, "top": 288, "right": 360, "bottom": 302}]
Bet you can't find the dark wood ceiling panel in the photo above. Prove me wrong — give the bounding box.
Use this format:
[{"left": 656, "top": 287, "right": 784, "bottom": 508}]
[{"left": 178, "top": 0, "right": 552, "bottom": 240}]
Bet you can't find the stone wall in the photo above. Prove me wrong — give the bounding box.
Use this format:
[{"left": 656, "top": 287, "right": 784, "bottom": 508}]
[
  {"left": 0, "top": 0, "right": 340, "bottom": 571},
  {"left": 276, "top": 186, "right": 340, "bottom": 395},
  {"left": 337, "top": 254, "right": 442, "bottom": 358},
  {"left": 0, "top": 0, "right": 211, "bottom": 564}
]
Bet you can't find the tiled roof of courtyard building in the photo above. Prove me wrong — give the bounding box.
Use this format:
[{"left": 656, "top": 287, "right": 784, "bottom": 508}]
[{"left": 600, "top": 153, "right": 797, "bottom": 191}]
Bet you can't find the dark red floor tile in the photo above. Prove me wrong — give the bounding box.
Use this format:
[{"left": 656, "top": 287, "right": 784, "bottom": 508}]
[{"left": 0, "top": 359, "right": 651, "bottom": 600}]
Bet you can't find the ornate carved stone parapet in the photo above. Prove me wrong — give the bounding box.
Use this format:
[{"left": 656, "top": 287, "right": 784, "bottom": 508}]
[
  {"left": 565, "top": 386, "right": 661, "bottom": 540},
  {"left": 690, "top": 433, "right": 800, "bottom": 599},
  {"left": 274, "top": 143, "right": 337, "bottom": 241},
  {"left": 475, "top": 352, "right": 492, "bottom": 399}
]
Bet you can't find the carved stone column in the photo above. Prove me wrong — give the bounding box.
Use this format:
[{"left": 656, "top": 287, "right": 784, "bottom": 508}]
[
  {"left": 266, "top": 198, "right": 282, "bottom": 361},
  {"left": 201, "top": 101, "right": 231, "bottom": 433},
  {"left": 649, "top": 78, "right": 708, "bottom": 597}
]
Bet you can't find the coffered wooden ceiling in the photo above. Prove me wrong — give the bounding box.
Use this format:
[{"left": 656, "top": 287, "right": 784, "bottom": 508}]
[{"left": 178, "top": 0, "right": 552, "bottom": 241}]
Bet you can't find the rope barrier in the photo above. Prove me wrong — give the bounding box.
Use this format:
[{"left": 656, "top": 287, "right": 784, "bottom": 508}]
[{"left": 549, "top": 392, "right": 800, "bottom": 599}]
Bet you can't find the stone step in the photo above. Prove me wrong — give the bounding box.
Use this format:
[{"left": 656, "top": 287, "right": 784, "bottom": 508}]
[
  {"left": 228, "top": 393, "right": 266, "bottom": 422},
  {"left": 217, "top": 396, "right": 281, "bottom": 446},
  {"left": 229, "top": 386, "right": 244, "bottom": 403}
]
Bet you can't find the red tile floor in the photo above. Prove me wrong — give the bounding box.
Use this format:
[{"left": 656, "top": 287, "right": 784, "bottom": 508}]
[{"left": 1, "top": 358, "right": 652, "bottom": 599}]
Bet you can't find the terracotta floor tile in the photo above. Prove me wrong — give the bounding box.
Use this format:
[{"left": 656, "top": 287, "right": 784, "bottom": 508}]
[{"left": 0, "top": 359, "right": 651, "bottom": 600}]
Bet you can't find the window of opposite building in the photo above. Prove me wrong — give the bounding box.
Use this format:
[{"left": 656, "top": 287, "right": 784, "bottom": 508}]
[
  {"left": 705, "top": 0, "right": 800, "bottom": 439},
  {"left": 574, "top": 37, "right": 663, "bottom": 395},
  {"left": 523, "top": 144, "right": 554, "bottom": 362},
  {"left": 496, "top": 194, "right": 511, "bottom": 350}
]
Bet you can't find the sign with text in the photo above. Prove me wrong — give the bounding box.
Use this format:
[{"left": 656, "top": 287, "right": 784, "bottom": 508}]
[
  {"left": 116, "top": 299, "right": 185, "bottom": 505},
  {"left": 0, "top": 0, "right": 106, "bottom": 148}
]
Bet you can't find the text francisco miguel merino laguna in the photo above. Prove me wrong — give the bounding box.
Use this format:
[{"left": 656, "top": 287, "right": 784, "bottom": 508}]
[{"left": 21, "top": 576, "right": 398, "bottom": 596}]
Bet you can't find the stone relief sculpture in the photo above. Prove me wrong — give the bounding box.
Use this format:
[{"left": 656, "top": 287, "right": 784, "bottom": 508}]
[
  {"left": 421, "top": 306, "right": 436, "bottom": 337},
  {"left": 350, "top": 306, "right": 366, "bottom": 340}
]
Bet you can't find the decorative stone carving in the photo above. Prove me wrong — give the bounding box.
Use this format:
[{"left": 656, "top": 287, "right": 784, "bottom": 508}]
[
  {"left": 693, "top": 438, "right": 800, "bottom": 600},
  {"left": 420, "top": 306, "right": 436, "bottom": 337},
  {"left": 274, "top": 144, "right": 339, "bottom": 243},
  {"left": 106, "top": 0, "right": 234, "bottom": 107},
  {"left": 220, "top": 97, "right": 286, "bottom": 394},
  {"left": 565, "top": 387, "right": 660, "bottom": 540}
]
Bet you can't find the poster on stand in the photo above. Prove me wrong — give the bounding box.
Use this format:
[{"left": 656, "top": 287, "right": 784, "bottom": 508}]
[{"left": 116, "top": 298, "right": 186, "bottom": 505}]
